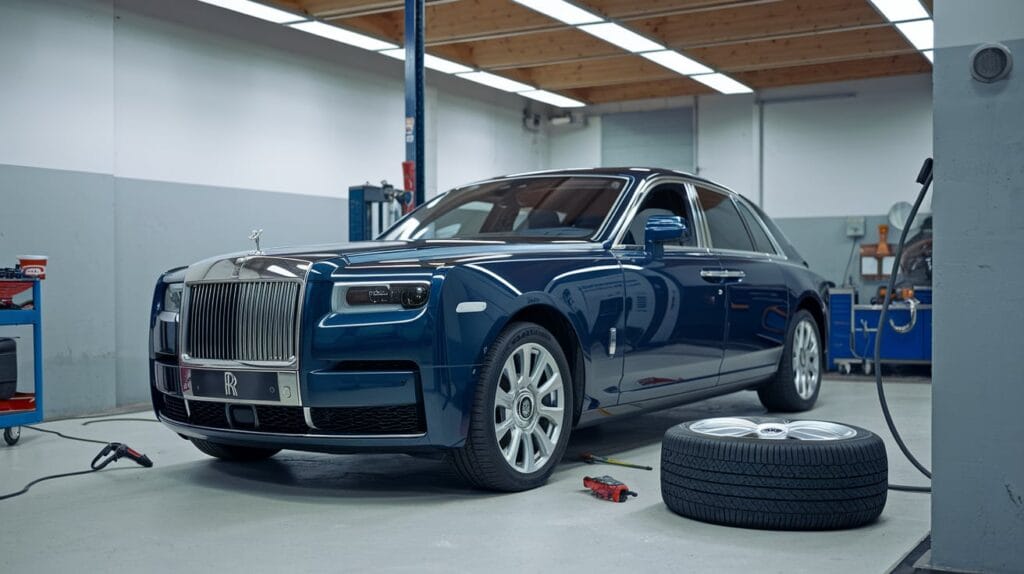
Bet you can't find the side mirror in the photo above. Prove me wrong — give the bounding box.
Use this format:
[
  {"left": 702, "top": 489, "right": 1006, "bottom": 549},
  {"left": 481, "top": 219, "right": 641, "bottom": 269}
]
[{"left": 644, "top": 215, "right": 691, "bottom": 259}]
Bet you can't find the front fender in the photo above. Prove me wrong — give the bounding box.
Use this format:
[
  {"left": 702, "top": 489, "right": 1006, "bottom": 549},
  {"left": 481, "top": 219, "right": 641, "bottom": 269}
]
[{"left": 439, "top": 257, "right": 626, "bottom": 429}]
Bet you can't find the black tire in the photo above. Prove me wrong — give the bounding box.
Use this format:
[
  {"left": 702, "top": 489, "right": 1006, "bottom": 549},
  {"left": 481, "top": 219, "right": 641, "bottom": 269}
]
[
  {"left": 451, "top": 322, "right": 574, "bottom": 492},
  {"left": 758, "top": 309, "right": 823, "bottom": 412},
  {"left": 661, "top": 419, "right": 887, "bottom": 530},
  {"left": 3, "top": 426, "right": 20, "bottom": 446},
  {"left": 190, "top": 438, "right": 280, "bottom": 461}
]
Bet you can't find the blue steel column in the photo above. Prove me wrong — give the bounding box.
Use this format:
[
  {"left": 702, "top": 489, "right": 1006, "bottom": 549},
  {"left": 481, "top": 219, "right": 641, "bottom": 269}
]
[{"left": 404, "top": 0, "right": 425, "bottom": 207}]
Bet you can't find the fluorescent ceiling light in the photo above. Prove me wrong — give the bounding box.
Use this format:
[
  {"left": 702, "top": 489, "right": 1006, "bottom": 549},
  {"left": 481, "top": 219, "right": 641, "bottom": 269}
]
[
  {"left": 379, "top": 49, "right": 473, "bottom": 74},
  {"left": 922, "top": 49, "right": 934, "bottom": 62},
  {"left": 641, "top": 50, "right": 713, "bottom": 76},
  {"left": 867, "top": 0, "right": 929, "bottom": 23},
  {"left": 520, "top": 90, "right": 586, "bottom": 108},
  {"left": 290, "top": 21, "right": 396, "bottom": 51},
  {"left": 578, "top": 22, "right": 663, "bottom": 53},
  {"left": 512, "top": 0, "right": 601, "bottom": 25},
  {"left": 196, "top": 0, "right": 305, "bottom": 24},
  {"left": 691, "top": 73, "right": 753, "bottom": 95},
  {"left": 896, "top": 19, "right": 934, "bottom": 51},
  {"left": 456, "top": 71, "right": 534, "bottom": 93}
]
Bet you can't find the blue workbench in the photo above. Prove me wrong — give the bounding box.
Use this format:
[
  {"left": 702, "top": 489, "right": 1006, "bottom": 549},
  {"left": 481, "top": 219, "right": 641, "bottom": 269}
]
[{"left": 828, "top": 286, "right": 932, "bottom": 375}]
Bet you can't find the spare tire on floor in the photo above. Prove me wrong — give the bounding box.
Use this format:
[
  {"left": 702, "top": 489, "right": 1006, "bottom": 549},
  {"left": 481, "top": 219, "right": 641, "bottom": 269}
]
[{"left": 661, "top": 417, "right": 887, "bottom": 530}]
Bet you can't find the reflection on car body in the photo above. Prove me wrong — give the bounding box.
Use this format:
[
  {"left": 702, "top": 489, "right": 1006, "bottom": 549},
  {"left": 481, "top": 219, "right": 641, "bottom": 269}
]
[{"left": 149, "top": 168, "right": 829, "bottom": 491}]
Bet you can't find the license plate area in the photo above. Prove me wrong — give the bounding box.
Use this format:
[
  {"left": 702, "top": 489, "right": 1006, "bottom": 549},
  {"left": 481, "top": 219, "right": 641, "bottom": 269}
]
[{"left": 180, "top": 368, "right": 300, "bottom": 406}]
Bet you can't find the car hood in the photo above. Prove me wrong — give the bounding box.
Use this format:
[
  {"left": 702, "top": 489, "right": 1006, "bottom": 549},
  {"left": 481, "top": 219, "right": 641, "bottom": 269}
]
[{"left": 182, "top": 239, "right": 600, "bottom": 283}]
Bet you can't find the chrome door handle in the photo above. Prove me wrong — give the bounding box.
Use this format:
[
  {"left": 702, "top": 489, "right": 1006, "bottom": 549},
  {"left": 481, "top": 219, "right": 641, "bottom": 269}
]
[
  {"left": 700, "top": 269, "right": 746, "bottom": 281},
  {"left": 700, "top": 269, "right": 727, "bottom": 282}
]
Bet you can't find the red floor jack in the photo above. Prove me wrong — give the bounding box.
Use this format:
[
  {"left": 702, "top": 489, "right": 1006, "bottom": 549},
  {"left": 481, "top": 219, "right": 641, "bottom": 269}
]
[{"left": 584, "top": 475, "right": 638, "bottom": 502}]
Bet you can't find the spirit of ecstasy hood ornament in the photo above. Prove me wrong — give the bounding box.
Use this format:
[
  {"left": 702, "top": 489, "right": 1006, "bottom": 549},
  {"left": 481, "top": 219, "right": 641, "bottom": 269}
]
[{"left": 248, "top": 229, "right": 264, "bottom": 255}]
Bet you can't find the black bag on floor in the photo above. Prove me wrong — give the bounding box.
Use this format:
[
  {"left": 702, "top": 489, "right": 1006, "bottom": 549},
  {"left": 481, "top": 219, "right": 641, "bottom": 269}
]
[{"left": 0, "top": 338, "right": 16, "bottom": 400}]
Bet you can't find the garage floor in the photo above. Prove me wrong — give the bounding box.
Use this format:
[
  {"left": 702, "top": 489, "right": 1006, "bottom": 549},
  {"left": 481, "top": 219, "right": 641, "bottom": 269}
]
[{"left": 1, "top": 378, "right": 931, "bottom": 573}]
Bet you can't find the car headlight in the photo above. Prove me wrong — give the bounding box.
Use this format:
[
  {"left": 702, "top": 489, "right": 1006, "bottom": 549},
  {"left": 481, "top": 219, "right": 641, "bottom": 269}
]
[
  {"left": 331, "top": 282, "right": 429, "bottom": 313},
  {"left": 163, "top": 283, "right": 184, "bottom": 314}
]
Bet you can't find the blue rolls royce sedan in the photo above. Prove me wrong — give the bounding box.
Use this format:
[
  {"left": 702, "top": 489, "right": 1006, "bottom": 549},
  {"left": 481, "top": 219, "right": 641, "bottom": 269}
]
[{"left": 150, "top": 168, "right": 829, "bottom": 491}]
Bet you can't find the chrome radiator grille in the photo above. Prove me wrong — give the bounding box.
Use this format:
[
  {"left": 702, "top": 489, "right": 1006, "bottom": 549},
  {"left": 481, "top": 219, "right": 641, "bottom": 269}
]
[{"left": 184, "top": 281, "right": 301, "bottom": 363}]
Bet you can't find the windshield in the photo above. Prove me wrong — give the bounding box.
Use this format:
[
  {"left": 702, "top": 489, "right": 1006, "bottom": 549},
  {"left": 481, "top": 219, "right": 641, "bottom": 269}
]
[{"left": 381, "top": 176, "right": 626, "bottom": 241}]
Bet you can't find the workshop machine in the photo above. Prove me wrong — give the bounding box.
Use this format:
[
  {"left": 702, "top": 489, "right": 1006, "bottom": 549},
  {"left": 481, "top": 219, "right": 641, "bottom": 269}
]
[{"left": 348, "top": 181, "right": 413, "bottom": 242}]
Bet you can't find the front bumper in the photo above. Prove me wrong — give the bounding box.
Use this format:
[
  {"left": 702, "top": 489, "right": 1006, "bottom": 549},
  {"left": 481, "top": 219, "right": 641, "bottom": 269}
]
[{"left": 151, "top": 361, "right": 479, "bottom": 452}]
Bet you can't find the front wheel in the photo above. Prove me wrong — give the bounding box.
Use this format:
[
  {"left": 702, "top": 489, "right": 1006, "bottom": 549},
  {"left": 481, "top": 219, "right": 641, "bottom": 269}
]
[
  {"left": 758, "top": 310, "right": 822, "bottom": 412},
  {"left": 451, "top": 322, "right": 574, "bottom": 491}
]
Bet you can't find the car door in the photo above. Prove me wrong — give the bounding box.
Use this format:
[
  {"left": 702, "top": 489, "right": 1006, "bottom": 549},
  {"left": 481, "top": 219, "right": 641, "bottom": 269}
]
[
  {"left": 615, "top": 182, "right": 726, "bottom": 402},
  {"left": 693, "top": 186, "right": 790, "bottom": 385}
]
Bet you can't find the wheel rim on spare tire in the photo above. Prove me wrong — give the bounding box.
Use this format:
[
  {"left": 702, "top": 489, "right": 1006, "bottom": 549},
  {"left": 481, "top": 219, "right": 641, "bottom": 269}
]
[
  {"left": 493, "top": 342, "right": 565, "bottom": 474},
  {"left": 792, "top": 319, "right": 820, "bottom": 399},
  {"left": 690, "top": 417, "right": 857, "bottom": 441},
  {"left": 661, "top": 417, "right": 887, "bottom": 530}
]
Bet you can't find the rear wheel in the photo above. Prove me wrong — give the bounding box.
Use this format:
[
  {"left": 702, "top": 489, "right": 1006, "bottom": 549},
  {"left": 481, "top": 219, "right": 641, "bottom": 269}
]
[
  {"left": 190, "top": 438, "right": 280, "bottom": 461},
  {"left": 451, "top": 322, "right": 573, "bottom": 491},
  {"left": 758, "top": 310, "right": 822, "bottom": 412}
]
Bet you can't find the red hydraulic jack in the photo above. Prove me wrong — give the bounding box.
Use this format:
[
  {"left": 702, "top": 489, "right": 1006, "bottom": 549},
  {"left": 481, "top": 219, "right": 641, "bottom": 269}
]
[{"left": 584, "top": 475, "right": 637, "bottom": 503}]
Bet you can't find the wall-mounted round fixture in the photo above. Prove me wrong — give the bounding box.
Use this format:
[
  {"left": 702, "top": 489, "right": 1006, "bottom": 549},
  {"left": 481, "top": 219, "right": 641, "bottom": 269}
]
[{"left": 970, "top": 43, "right": 1013, "bottom": 83}]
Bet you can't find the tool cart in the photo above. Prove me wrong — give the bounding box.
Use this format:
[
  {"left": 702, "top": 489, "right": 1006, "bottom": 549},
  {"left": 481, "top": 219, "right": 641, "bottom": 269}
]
[
  {"left": 0, "top": 278, "right": 44, "bottom": 446},
  {"left": 828, "top": 286, "right": 932, "bottom": 374}
]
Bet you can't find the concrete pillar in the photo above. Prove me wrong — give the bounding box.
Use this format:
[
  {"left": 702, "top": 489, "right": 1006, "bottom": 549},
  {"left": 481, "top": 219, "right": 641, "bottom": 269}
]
[{"left": 931, "top": 1, "right": 1024, "bottom": 572}]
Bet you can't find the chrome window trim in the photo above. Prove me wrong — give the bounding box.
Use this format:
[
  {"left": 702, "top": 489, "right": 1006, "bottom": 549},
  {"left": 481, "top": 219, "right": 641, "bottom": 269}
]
[
  {"left": 380, "top": 174, "right": 635, "bottom": 242},
  {"left": 610, "top": 176, "right": 711, "bottom": 250}
]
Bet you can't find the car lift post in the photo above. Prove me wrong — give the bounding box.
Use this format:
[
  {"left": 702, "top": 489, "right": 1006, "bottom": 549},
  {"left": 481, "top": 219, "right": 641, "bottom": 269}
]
[{"left": 404, "top": 0, "right": 425, "bottom": 210}]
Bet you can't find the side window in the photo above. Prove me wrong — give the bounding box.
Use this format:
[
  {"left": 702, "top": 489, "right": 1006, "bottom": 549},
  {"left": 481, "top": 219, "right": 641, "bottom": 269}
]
[
  {"left": 736, "top": 200, "right": 777, "bottom": 254},
  {"left": 695, "top": 187, "right": 755, "bottom": 252},
  {"left": 623, "top": 185, "right": 695, "bottom": 247}
]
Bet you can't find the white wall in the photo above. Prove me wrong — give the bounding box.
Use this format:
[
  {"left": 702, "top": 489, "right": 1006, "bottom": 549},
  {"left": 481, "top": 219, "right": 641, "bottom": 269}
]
[
  {"left": 546, "top": 74, "right": 933, "bottom": 218},
  {"left": 0, "top": 0, "right": 114, "bottom": 174},
  {"left": 113, "top": 5, "right": 407, "bottom": 198},
  {"left": 434, "top": 88, "right": 549, "bottom": 193},
  {"left": 761, "top": 75, "right": 932, "bottom": 217},
  {"left": 1, "top": 0, "right": 550, "bottom": 199},
  {"left": 549, "top": 117, "right": 601, "bottom": 169},
  {"left": 695, "top": 94, "right": 757, "bottom": 198}
]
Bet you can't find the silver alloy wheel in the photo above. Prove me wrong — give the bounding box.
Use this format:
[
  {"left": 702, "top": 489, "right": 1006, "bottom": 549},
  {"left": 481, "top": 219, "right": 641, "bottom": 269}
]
[
  {"left": 792, "top": 319, "right": 821, "bottom": 399},
  {"left": 493, "top": 342, "right": 565, "bottom": 474},
  {"left": 690, "top": 417, "right": 857, "bottom": 441}
]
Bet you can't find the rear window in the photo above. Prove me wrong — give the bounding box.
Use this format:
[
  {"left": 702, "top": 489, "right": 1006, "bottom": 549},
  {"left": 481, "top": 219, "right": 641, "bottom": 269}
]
[
  {"left": 736, "top": 200, "right": 777, "bottom": 254},
  {"left": 695, "top": 187, "right": 755, "bottom": 252}
]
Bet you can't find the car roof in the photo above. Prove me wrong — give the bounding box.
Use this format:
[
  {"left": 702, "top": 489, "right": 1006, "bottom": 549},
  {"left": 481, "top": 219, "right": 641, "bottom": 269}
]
[{"left": 486, "top": 167, "right": 735, "bottom": 195}]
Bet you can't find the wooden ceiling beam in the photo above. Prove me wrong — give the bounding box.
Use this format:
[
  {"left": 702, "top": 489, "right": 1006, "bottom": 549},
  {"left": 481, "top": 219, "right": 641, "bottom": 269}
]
[
  {"left": 691, "top": 26, "right": 916, "bottom": 72},
  {"left": 453, "top": 29, "right": 622, "bottom": 70},
  {"left": 328, "top": 0, "right": 562, "bottom": 46},
  {"left": 628, "top": 0, "right": 886, "bottom": 49},
  {"left": 563, "top": 53, "right": 929, "bottom": 104},
  {"left": 576, "top": 0, "right": 775, "bottom": 20},
  {"left": 734, "top": 52, "right": 931, "bottom": 88},
  {"left": 563, "top": 77, "right": 716, "bottom": 104},
  {"left": 327, "top": 0, "right": 785, "bottom": 47},
  {"left": 502, "top": 55, "right": 681, "bottom": 90}
]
